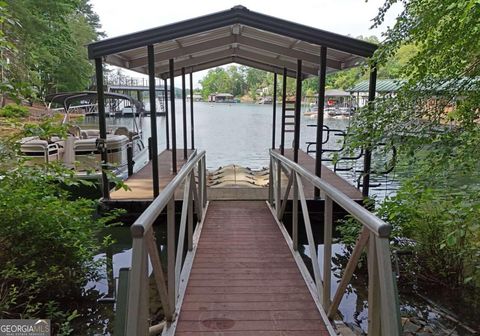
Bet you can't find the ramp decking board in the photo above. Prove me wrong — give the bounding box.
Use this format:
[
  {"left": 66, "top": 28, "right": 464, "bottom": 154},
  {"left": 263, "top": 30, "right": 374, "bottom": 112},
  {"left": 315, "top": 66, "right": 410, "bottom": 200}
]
[{"left": 175, "top": 201, "right": 329, "bottom": 335}]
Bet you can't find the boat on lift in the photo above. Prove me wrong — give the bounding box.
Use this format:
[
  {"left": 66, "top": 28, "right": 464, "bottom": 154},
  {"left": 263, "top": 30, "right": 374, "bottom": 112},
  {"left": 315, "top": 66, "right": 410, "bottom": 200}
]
[{"left": 18, "top": 91, "right": 147, "bottom": 179}]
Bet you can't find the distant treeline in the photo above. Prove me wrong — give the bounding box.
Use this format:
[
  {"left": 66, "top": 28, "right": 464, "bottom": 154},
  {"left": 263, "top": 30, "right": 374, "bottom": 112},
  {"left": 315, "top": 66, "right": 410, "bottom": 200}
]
[
  {"left": 0, "top": 0, "right": 102, "bottom": 105},
  {"left": 199, "top": 36, "right": 416, "bottom": 100}
]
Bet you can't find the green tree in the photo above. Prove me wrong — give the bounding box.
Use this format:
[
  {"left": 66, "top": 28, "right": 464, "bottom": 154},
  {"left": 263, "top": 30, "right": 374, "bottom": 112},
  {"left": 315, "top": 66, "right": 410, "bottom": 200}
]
[
  {"left": 3, "top": 0, "right": 101, "bottom": 99},
  {"left": 226, "top": 65, "right": 246, "bottom": 96},
  {"left": 200, "top": 65, "right": 274, "bottom": 100},
  {"left": 0, "top": 1, "right": 22, "bottom": 106},
  {"left": 199, "top": 68, "right": 230, "bottom": 99},
  {"left": 349, "top": 0, "right": 480, "bottom": 286},
  {"left": 245, "top": 67, "right": 267, "bottom": 99},
  {"left": 0, "top": 138, "right": 122, "bottom": 333}
]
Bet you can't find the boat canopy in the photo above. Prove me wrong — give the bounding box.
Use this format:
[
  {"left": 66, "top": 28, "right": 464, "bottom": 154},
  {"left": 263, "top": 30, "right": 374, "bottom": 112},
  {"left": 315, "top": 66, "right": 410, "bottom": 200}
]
[{"left": 87, "top": 6, "right": 377, "bottom": 78}]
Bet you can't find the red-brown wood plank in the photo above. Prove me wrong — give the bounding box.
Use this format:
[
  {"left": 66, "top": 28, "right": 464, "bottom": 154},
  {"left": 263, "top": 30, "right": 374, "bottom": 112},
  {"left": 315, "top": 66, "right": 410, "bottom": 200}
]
[
  {"left": 175, "top": 201, "right": 328, "bottom": 335},
  {"left": 110, "top": 149, "right": 193, "bottom": 200},
  {"left": 275, "top": 149, "right": 363, "bottom": 200}
]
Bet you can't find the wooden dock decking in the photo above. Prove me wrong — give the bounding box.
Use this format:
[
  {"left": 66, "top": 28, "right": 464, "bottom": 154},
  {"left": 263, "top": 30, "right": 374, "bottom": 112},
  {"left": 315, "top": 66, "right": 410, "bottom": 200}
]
[
  {"left": 110, "top": 149, "right": 194, "bottom": 200},
  {"left": 109, "top": 148, "right": 362, "bottom": 202},
  {"left": 174, "top": 201, "right": 330, "bottom": 336},
  {"left": 277, "top": 149, "right": 362, "bottom": 200}
]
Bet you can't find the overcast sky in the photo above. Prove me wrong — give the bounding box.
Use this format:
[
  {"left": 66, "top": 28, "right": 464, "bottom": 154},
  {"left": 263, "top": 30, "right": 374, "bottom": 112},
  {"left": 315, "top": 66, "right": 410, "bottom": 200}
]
[{"left": 90, "top": 0, "right": 402, "bottom": 87}]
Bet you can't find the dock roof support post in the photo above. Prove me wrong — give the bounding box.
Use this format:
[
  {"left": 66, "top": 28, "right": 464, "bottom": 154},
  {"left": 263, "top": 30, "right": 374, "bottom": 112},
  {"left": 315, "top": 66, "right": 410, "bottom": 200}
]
[
  {"left": 148, "top": 45, "right": 160, "bottom": 197},
  {"left": 314, "top": 46, "right": 327, "bottom": 198},
  {"left": 164, "top": 78, "right": 170, "bottom": 150},
  {"left": 293, "top": 59, "right": 302, "bottom": 163},
  {"left": 362, "top": 63, "right": 377, "bottom": 198},
  {"left": 280, "top": 67, "right": 287, "bottom": 155},
  {"left": 190, "top": 72, "right": 195, "bottom": 150},
  {"left": 94, "top": 57, "right": 110, "bottom": 200},
  {"left": 182, "top": 68, "right": 188, "bottom": 160},
  {"left": 169, "top": 59, "right": 177, "bottom": 174},
  {"left": 271, "top": 72, "right": 278, "bottom": 149}
]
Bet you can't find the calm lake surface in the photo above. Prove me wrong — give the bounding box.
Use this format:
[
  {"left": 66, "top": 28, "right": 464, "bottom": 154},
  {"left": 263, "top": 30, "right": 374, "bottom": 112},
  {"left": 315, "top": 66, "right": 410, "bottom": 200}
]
[
  {"left": 83, "top": 99, "right": 398, "bottom": 199},
  {"left": 85, "top": 100, "right": 350, "bottom": 167}
]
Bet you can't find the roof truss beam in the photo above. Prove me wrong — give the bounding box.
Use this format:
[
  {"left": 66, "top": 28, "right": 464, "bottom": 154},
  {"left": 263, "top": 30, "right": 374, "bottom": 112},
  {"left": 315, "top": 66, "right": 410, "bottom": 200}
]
[
  {"left": 158, "top": 56, "right": 299, "bottom": 79},
  {"left": 128, "top": 35, "right": 236, "bottom": 69},
  {"left": 236, "top": 48, "right": 319, "bottom": 76},
  {"left": 154, "top": 48, "right": 234, "bottom": 74},
  {"left": 126, "top": 33, "right": 343, "bottom": 71},
  {"left": 152, "top": 47, "right": 320, "bottom": 77},
  {"left": 237, "top": 35, "right": 341, "bottom": 69}
]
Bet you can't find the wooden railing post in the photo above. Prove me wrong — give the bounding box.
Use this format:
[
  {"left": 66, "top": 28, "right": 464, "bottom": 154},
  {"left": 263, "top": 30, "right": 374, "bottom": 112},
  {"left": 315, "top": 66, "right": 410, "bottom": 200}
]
[
  {"left": 368, "top": 232, "right": 381, "bottom": 336},
  {"left": 114, "top": 268, "right": 130, "bottom": 335},
  {"left": 276, "top": 159, "right": 282, "bottom": 218},
  {"left": 126, "top": 238, "right": 149, "bottom": 335},
  {"left": 167, "top": 196, "right": 176, "bottom": 313},
  {"left": 190, "top": 170, "right": 202, "bottom": 220},
  {"left": 202, "top": 157, "right": 207, "bottom": 207},
  {"left": 268, "top": 156, "right": 273, "bottom": 205},
  {"left": 198, "top": 158, "right": 204, "bottom": 209},
  {"left": 273, "top": 159, "right": 279, "bottom": 215},
  {"left": 375, "top": 236, "right": 401, "bottom": 336},
  {"left": 188, "top": 172, "right": 194, "bottom": 251},
  {"left": 292, "top": 173, "right": 298, "bottom": 251},
  {"left": 323, "top": 196, "right": 333, "bottom": 310},
  {"left": 139, "top": 240, "right": 149, "bottom": 335}
]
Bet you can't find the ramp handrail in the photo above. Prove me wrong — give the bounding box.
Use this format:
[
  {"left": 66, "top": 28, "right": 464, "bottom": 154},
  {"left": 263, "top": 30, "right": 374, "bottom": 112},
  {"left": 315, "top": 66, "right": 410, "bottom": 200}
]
[
  {"left": 124, "top": 150, "right": 207, "bottom": 335},
  {"left": 268, "top": 149, "right": 401, "bottom": 336}
]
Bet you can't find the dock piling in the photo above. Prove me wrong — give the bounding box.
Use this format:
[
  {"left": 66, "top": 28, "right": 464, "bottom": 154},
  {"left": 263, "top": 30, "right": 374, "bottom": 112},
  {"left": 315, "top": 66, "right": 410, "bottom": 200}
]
[
  {"left": 94, "top": 57, "right": 110, "bottom": 200},
  {"left": 314, "top": 46, "right": 327, "bottom": 198},
  {"left": 147, "top": 45, "right": 160, "bottom": 197},
  {"left": 182, "top": 67, "right": 187, "bottom": 160},
  {"left": 169, "top": 59, "right": 177, "bottom": 173}
]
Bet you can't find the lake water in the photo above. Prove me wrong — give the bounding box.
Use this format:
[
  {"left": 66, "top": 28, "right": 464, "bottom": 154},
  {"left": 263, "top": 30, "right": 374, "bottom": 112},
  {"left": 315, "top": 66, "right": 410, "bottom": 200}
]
[
  {"left": 84, "top": 100, "right": 350, "bottom": 168},
  {"left": 83, "top": 99, "right": 398, "bottom": 200}
]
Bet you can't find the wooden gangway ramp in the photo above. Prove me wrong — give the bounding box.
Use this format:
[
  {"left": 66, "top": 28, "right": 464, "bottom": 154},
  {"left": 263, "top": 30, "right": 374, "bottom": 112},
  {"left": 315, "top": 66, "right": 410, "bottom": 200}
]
[{"left": 174, "top": 201, "right": 330, "bottom": 336}]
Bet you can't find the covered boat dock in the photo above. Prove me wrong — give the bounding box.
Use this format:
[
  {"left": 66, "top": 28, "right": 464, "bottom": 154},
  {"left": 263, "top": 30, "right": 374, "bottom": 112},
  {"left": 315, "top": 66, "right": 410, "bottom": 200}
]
[
  {"left": 88, "top": 5, "right": 378, "bottom": 201},
  {"left": 88, "top": 6, "right": 400, "bottom": 336}
]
